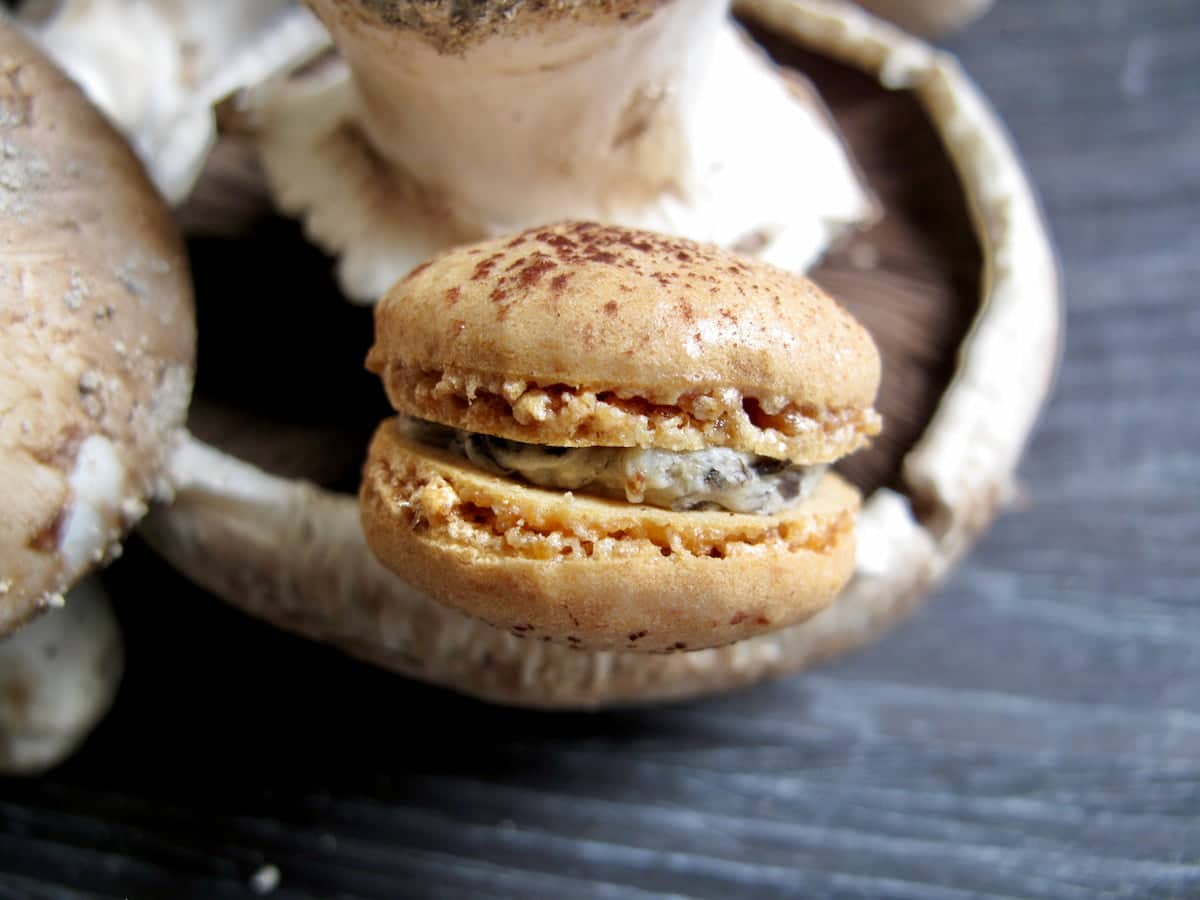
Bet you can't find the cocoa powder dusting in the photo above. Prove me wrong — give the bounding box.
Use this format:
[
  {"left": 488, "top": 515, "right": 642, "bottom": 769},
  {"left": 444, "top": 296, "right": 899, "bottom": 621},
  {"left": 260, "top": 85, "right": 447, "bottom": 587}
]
[
  {"left": 518, "top": 256, "right": 557, "bottom": 288},
  {"left": 534, "top": 231, "right": 577, "bottom": 254},
  {"left": 471, "top": 253, "right": 503, "bottom": 281},
  {"left": 584, "top": 249, "right": 620, "bottom": 265},
  {"left": 526, "top": 222, "right": 699, "bottom": 276},
  {"left": 403, "top": 260, "right": 430, "bottom": 281},
  {"left": 454, "top": 223, "right": 791, "bottom": 326}
]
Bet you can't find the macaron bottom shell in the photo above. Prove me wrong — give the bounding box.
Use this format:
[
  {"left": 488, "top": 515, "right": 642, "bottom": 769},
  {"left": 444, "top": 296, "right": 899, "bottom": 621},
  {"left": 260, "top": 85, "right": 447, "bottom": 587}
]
[{"left": 360, "top": 420, "right": 859, "bottom": 652}]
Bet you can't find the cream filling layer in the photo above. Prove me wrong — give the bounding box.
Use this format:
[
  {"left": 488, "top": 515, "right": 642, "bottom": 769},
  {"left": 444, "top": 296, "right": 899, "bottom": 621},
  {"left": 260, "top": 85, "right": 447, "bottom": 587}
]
[{"left": 395, "top": 416, "right": 825, "bottom": 515}]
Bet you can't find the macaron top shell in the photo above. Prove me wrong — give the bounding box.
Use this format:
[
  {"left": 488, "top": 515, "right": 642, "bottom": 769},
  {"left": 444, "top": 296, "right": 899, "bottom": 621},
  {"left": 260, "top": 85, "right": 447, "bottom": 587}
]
[{"left": 367, "top": 222, "right": 880, "bottom": 463}]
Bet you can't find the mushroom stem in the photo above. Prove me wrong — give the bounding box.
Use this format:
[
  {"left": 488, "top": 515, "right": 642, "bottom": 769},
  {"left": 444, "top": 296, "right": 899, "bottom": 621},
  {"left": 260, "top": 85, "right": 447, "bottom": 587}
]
[
  {"left": 312, "top": 0, "right": 724, "bottom": 230},
  {"left": 257, "top": 0, "right": 876, "bottom": 301},
  {"left": 0, "top": 579, "right": 122, "bottom": 776}
]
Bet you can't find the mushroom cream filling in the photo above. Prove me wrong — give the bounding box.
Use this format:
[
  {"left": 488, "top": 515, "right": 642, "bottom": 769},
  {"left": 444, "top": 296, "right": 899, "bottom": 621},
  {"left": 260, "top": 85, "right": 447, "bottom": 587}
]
[{"left": 395, "top": 416, "right": 826, "bottom": 515}]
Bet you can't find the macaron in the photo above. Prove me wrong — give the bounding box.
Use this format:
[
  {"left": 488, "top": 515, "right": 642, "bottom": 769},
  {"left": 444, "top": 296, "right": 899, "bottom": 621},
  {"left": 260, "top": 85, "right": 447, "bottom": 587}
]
[{"left": 360, "top": 222, "right": 881, "bottom": 652}]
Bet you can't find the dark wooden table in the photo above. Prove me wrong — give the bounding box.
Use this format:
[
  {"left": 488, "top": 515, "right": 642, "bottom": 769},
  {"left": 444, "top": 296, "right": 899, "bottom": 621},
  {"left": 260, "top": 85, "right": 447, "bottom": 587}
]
[{"left": 3, "top": 1, "right": 1198, "bottom": 897}]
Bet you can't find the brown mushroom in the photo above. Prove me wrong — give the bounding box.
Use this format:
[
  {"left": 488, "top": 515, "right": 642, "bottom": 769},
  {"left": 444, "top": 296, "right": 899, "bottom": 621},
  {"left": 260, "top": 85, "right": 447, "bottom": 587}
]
[
  {"left": 245, "top": 0, "right": 877, "bottom": 301},
  {"left": 0, "top": 23, "right": 195, "bottom": 634},
  {"left": 0, "top": 23, "right": 197, "bottom": 770}
]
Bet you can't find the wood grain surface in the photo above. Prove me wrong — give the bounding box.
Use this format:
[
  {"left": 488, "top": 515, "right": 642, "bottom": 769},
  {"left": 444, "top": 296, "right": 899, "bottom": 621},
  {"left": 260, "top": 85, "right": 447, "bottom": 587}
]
[{"left": 2, "top": 1, "right": 1199, "bottom": 898}]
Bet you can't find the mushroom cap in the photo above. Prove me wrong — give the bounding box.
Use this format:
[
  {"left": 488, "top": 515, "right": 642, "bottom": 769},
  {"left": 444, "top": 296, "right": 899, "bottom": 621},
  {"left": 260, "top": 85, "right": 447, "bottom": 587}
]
[
  {"left": 0, "top": 25, "right": 195, "bottom": 636},
  {"left": 367, "top": 222, "right": 881, "bottom": 463}
]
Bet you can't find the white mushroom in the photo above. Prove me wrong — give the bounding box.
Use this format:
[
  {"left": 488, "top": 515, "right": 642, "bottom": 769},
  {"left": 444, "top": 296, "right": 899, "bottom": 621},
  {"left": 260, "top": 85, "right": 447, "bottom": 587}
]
[
  {"left": 0, "top": 578, "right": 122, "bottom": 776},
  {"left": 247, "top": 0, "right": 877, "bottom": 302},
  {"left": 21, "top": 0, "right": 329, "bottom": 203}
]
